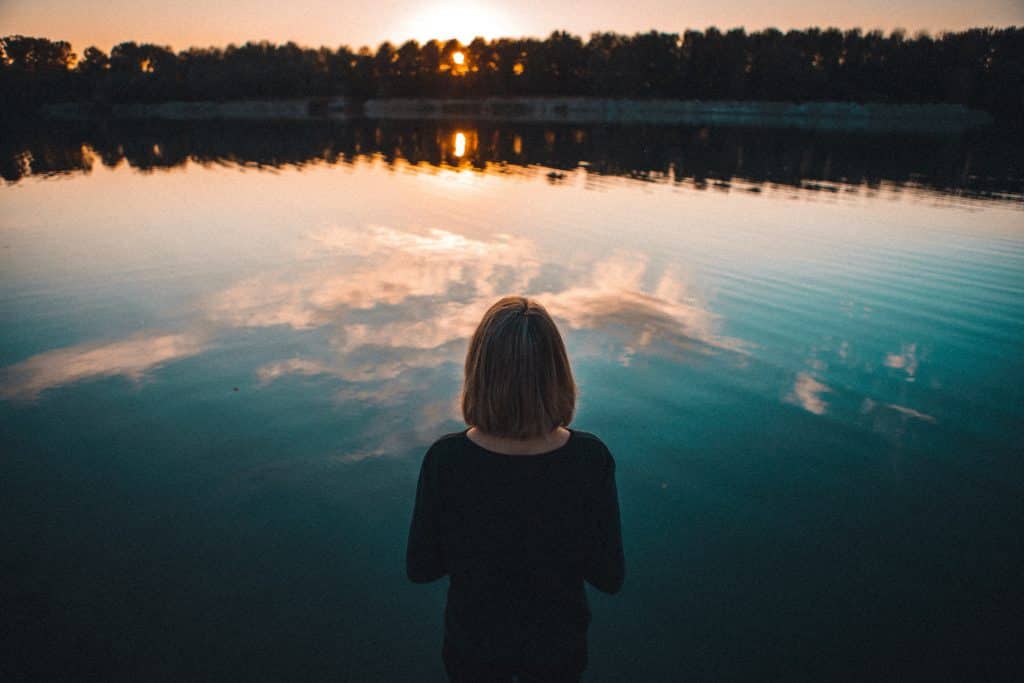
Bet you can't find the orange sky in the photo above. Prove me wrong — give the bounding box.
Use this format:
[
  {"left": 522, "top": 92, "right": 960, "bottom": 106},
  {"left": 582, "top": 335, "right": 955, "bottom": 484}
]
[{"left": 2, "top": 0, "right": 1022, "bottom": 52}]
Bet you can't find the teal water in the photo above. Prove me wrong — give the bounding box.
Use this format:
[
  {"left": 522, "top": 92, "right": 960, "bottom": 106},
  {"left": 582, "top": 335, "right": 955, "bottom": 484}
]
[{"left": 2, "top": 124, "right": 1023, "bottom": 681}]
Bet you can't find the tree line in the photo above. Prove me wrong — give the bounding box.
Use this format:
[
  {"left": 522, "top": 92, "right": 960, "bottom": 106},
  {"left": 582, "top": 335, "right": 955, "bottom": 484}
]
[{"left": 2, "top": 27, "right": 1022, "bottom": 118}]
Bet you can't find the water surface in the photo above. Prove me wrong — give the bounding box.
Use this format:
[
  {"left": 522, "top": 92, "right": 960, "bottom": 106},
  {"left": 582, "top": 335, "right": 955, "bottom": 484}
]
[{"left": 2, "top": 122, "right": 1023, "bottom": 681}]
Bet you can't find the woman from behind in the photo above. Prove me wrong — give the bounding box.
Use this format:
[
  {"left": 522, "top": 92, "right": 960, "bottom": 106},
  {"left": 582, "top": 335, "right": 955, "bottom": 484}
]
[{"left": 407, "top": 295, "right": 625, "bottom": 682}]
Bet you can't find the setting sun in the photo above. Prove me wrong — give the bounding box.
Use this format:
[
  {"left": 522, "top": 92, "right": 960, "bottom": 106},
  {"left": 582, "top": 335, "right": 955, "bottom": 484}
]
[{"left": 452, "top": 51, "right": 465, "bottom": 65}]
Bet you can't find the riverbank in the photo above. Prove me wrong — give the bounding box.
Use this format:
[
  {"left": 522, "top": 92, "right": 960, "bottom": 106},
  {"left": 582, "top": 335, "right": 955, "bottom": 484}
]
[
  {"left": 363, "top": 98, "right": 992, "bottom": 131},
  {"left": 41, "top": 97, "right": 992, "bottom": 131}
]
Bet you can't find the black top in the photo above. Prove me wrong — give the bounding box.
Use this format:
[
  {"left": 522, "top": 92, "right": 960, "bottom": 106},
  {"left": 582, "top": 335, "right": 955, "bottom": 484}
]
[{"left": 406, "top": 427, "right": 625, "bottom": 673}]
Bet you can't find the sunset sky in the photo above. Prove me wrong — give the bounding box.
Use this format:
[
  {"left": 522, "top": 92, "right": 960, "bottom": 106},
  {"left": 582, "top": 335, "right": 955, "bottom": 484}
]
[{"left": 2, "top": 0, "right": 1022, "bottom": 52}]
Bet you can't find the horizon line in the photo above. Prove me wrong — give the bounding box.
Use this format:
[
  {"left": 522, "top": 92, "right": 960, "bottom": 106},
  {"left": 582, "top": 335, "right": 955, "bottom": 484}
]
[{"left": 5, "top": 23, "right": 1020, "bottom": 54}]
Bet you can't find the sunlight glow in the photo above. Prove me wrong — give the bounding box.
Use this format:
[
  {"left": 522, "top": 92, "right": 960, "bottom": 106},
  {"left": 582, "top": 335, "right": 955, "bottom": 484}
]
[
  {"left": 454, "top": 132, "right": 467, "bottom": 158},
  {"left": 452, "top": 51, "right": 465, "bottom": 65},
  {"left": 400, "top": 2, "right": 513, "bottom": 44}
]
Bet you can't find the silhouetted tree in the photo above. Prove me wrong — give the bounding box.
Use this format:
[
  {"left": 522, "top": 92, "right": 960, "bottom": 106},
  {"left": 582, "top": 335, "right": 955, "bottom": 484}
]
[
  {"left": 2, "top": 28, "right": 1023, "bottom": 120},
  {"left": 1, "top": 35, "right": 77, "bottom": 110}
]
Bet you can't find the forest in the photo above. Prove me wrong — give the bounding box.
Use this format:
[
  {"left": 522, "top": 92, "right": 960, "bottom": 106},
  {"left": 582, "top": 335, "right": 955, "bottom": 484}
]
[{"left": 2, "top": 27, "right": 1022, "bottom": 119}]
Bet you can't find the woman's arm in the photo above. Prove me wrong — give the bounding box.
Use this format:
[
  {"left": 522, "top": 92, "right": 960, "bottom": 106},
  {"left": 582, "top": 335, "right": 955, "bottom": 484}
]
[
  {"left": 406, "top": 447, "right": 447, "bottom": 583},
  {"left": 584, "top": 447, "right": 625, "bottom": 594}
]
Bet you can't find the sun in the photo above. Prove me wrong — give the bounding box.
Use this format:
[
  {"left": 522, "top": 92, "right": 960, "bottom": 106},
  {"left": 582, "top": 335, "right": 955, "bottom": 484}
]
[
  {"left": 400, "top": 2, "right": 513, "bottom": 44},
  {"left": 452, "top": 51, "right": 465, "bottom": 65}
]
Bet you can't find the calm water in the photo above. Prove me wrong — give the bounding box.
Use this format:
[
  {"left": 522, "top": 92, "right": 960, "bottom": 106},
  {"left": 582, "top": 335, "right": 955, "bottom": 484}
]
[{"left": 2, "top": 122, "right": 1023, "bottom": 681}]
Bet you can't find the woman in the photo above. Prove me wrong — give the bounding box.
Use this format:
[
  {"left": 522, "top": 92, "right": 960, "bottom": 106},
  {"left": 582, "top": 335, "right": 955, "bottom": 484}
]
[{"left": 407, "top": 296, "right": 625, "bottom": 682}]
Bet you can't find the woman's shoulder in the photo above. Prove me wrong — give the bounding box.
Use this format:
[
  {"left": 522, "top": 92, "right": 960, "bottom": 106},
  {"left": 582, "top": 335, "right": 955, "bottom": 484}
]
[
  {"left": 423, "top": 427, "right": 612, "bottom": 465},
  {"left": 431, "top": 429, "right": 468, "bottom": 445},
  {"left": 568, "top": 430, "right": 615, "bottom": 467},
  {"left": 570, "top": 429, "right": 607, "bottom": 449},
  {"left": 423, "top": 430, "right": 468, "bottom": 457}
]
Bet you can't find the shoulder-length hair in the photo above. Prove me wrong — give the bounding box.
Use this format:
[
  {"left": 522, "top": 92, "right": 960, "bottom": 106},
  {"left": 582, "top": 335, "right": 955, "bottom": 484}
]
[{"left": 461, "top": 296, "right": 576, "bottom": 439}]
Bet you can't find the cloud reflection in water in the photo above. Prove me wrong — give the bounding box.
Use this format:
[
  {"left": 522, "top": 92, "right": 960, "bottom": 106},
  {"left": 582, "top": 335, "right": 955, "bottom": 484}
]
[
  {"left": 222, "top": 224, "right": 751, "bottom": 460},
  {"left": 0, "top": 332, "right": 206, "bottom": 401},
  {"left": 0, "top": 220, "right": 749, "bottom": 461},
  {"left": 787, "top": 372, "right": 831, "bottom": 415},
  {"left": 204, "top": 224, "right": 539, "bottom": 331},
  {"left": 538, "top": 255, "right": 749, "bottom": 363},
  {"left": 235, "top": 226, "right": 748, "bottom": 375}
]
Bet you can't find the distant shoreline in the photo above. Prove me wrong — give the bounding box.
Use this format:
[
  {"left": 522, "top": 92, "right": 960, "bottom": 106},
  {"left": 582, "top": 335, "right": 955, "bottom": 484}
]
[{"left": 41, "top": 97, "right": 993, "bottom": 132}]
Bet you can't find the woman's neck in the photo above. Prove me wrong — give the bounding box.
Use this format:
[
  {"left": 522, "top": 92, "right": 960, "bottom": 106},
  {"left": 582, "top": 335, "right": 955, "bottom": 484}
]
[{"left": 466, "top": 426, "right": 571, "bottom": 456}]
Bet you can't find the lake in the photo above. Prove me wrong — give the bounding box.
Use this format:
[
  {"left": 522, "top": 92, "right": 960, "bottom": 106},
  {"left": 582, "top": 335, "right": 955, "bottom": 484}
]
[{"left": 2, "top": 120, "right": 1023, "bottom": 681}]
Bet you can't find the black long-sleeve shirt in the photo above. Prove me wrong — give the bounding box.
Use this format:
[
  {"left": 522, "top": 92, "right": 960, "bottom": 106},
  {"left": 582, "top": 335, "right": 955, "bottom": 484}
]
[{"left": 406, "top": 427, "right": 625, "bottom": 673}]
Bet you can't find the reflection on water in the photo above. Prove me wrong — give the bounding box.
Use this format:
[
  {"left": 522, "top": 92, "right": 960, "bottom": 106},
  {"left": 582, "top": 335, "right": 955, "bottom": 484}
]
[
  {"left": 203, "top": 222, "right": 746, "bottom": 448},
  {"left": 787, "top": 371, "right": 830, "bottom": 415},
  {"left": 538, "top": 256, "right": 749, "bottom": 360},
  {"left": 1, "top": 126, "right": 1023, "bottom": 681},
  {"left": 0, "top": 332, "right": 207, "bottom": 401},
  {"left": 4, "top": 120, "right": 1024, "bottom": 202},
  {"left": 0, "top": 210, "right": 751, "bottom": 458}
]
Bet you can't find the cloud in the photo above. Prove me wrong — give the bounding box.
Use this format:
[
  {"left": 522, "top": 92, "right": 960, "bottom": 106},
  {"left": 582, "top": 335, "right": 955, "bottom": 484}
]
[
  {"left": 884, "top": 342, "right": 920, "bottom": 381},
  {"left": 204, "top": 224, "right": 540, "bottom": 330},
  {"left": 336, "top": 301, "right": 485, "bottom": 353},
  {"left": 220, "top": 231, "right": 753, "bottom": 464},
  {"left": 253, "top": 251, "right": 749, "bottom": 392},
  {"left": 787, "top": 372, "right": 831, "bottom": 415},
  {"left": 538, "top": 254, "right": 749, "bottom": 359},
  {"left": 0, "top": 332, "right": 206, "bottom": 401}
]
